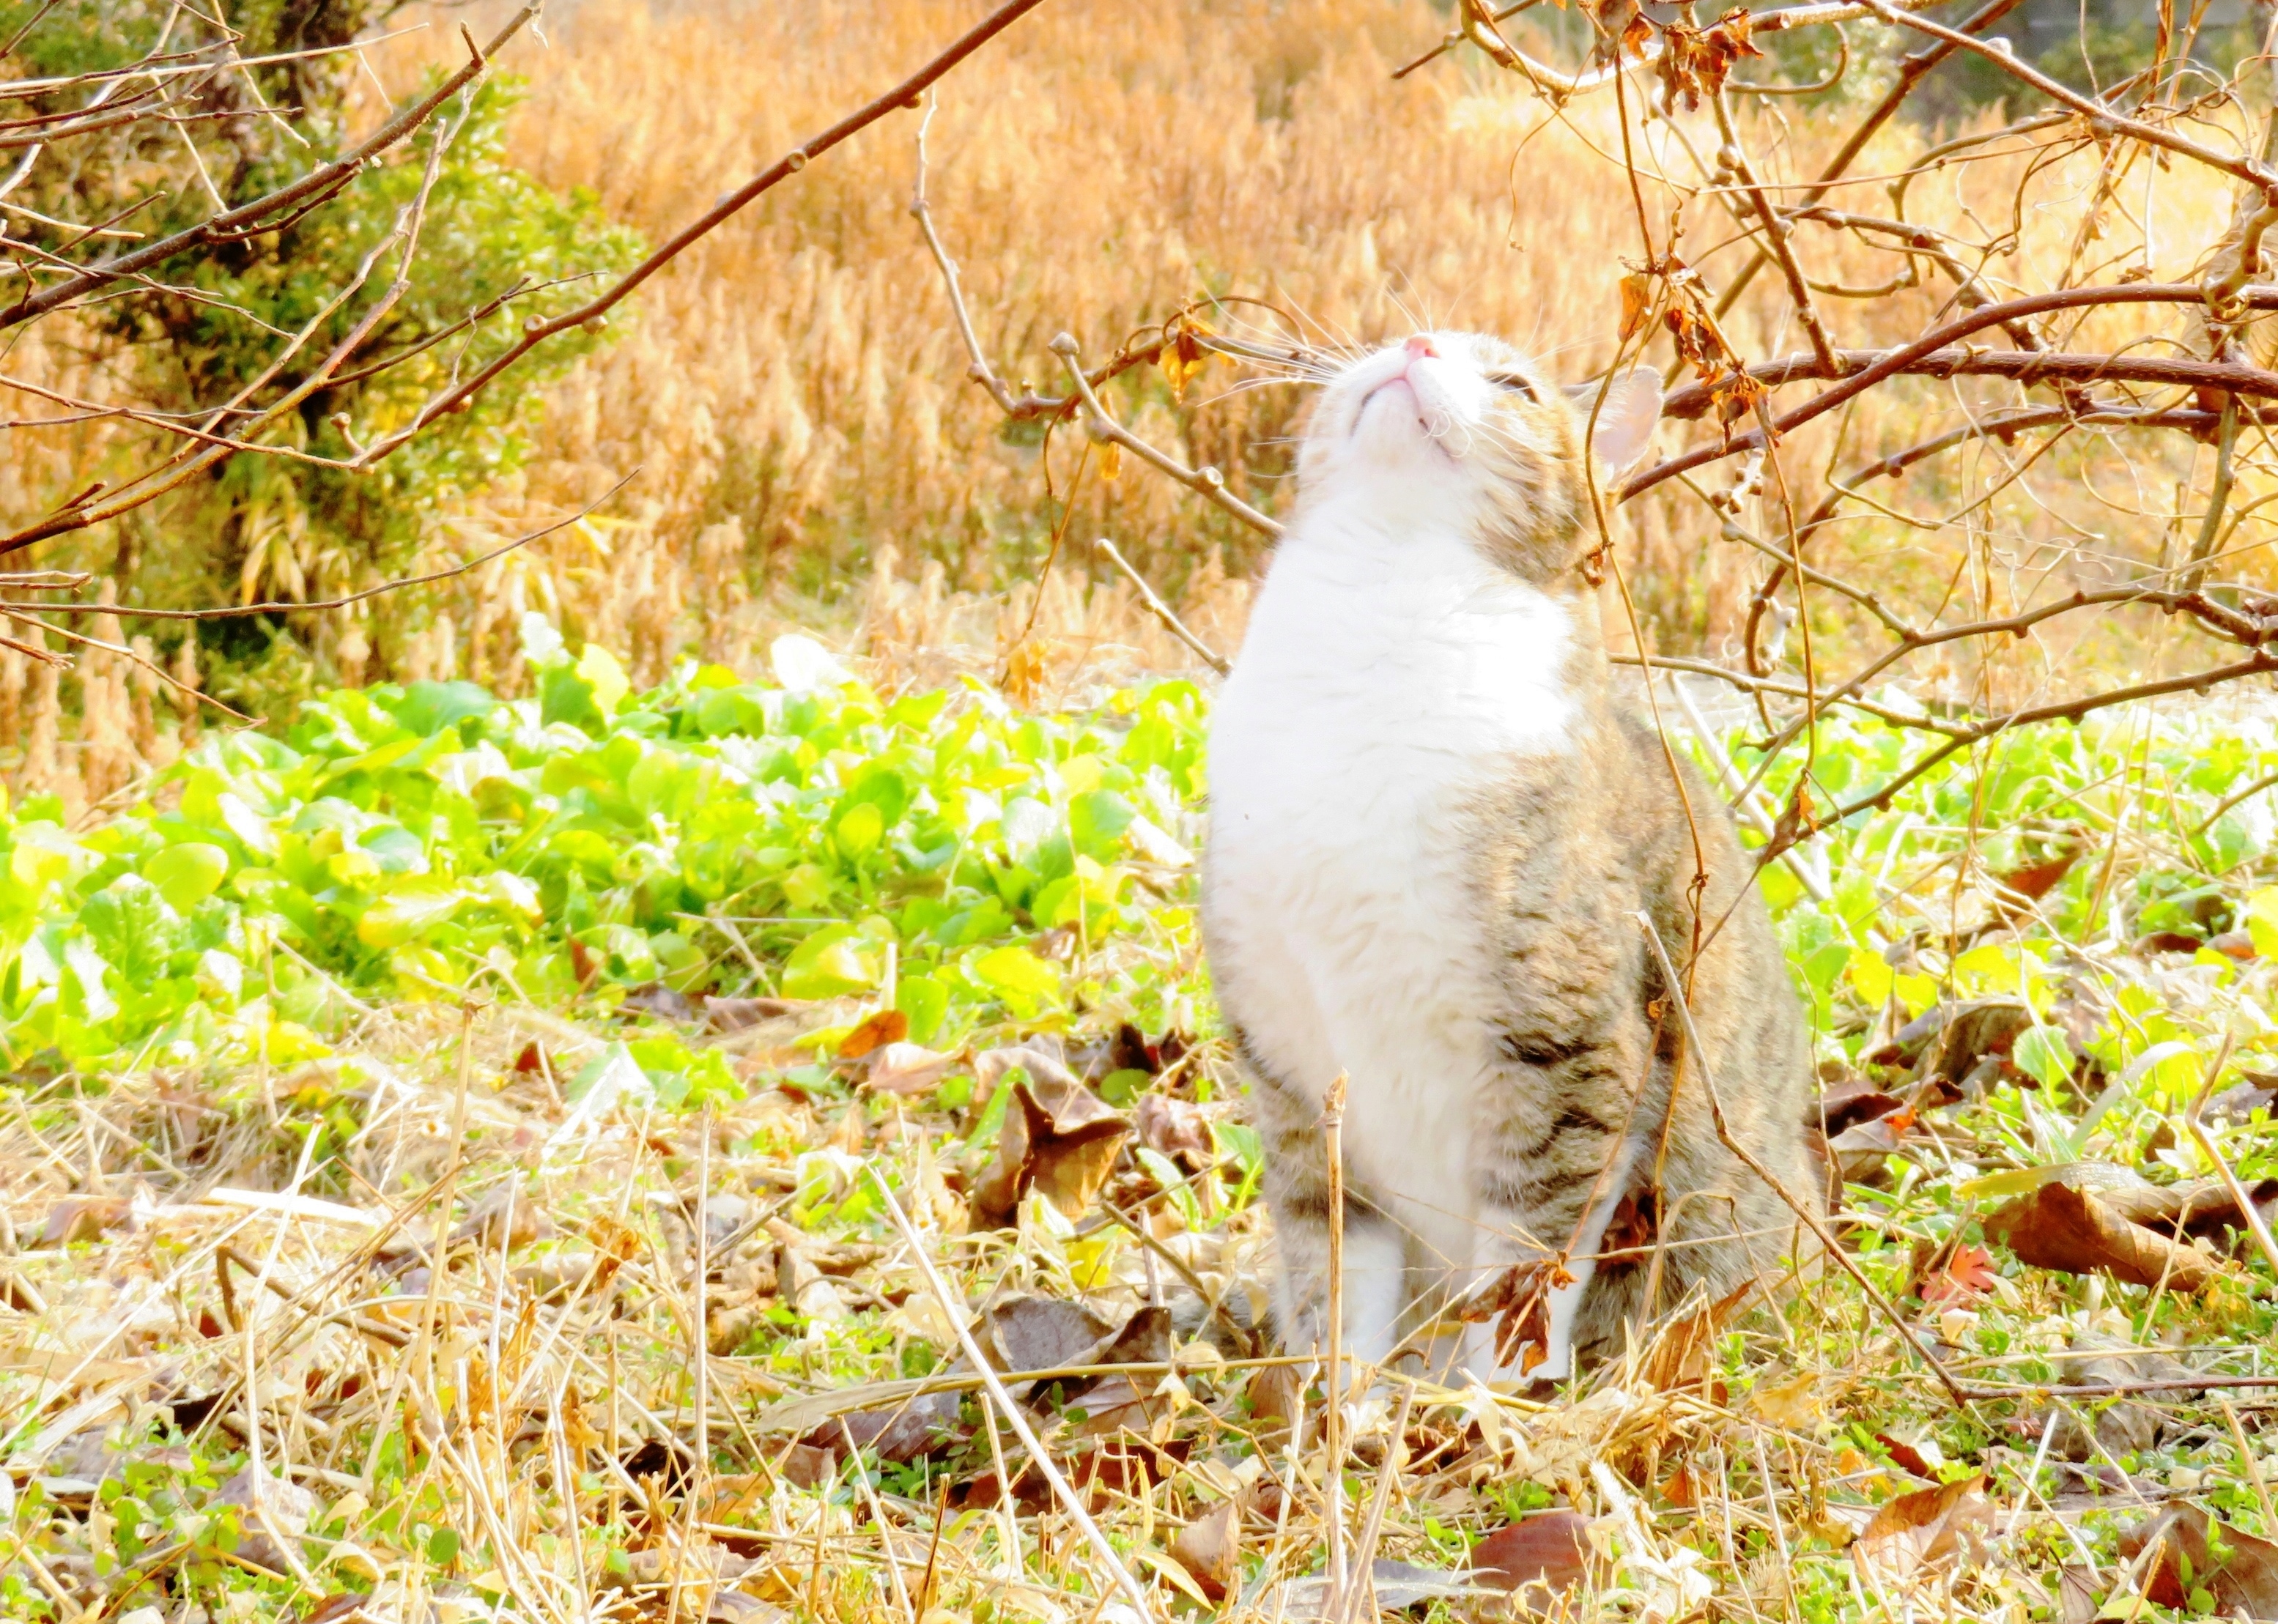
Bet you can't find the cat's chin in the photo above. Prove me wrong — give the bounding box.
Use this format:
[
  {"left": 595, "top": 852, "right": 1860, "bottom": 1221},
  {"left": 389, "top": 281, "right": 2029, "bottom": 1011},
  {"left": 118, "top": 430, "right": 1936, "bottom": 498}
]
[{"left": 1343, "top": 399, "right": 1465, "bottom": 476}]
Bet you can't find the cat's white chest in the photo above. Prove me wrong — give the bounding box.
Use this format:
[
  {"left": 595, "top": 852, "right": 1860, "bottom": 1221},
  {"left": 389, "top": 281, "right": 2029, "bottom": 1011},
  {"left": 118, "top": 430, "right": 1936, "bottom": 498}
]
[{"left": 1204, "top": 516, "right": 1578, "bottom": 1258}]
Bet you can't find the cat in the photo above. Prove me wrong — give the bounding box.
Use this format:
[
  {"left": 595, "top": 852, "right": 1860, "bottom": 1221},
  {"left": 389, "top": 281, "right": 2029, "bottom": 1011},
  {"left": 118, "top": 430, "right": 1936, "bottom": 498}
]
[{"left": 1202, "top": 332, "right": 1818, "bottom": 1384}]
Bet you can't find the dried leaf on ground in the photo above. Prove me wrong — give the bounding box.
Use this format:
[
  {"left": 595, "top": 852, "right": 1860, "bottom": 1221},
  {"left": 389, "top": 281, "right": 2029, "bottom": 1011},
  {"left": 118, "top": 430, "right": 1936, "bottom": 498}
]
[
  {"left": 836, "top": 1007, "right": 908, "bottom": 1058},
  {"left": 768, "top": 1221, "right": 849, "bottom": 1324},
  {"left": 867, "top": 1040, "right": 955, "bottom": 1095},
  {"left": 984, "top": 1295, "right": 1121, "bottom": 1373},
  {"left": 969, "top": 1064, "right": 1130, "bottom": 1223},
  {"left": 1750, "top": 1368, "right": 1833, "bottom": 1433},
  {"left": 1996, "top": 832, "right": 2087, "bottom": 905},
  {"left": 2121, "top": 1505, "right": 2278, "bottom": 1619},
  {"left": 1868, "top": 1000, "right": 2031, "bottom": 1087},
  {"left": 1908, "top": 1240, "right": 1998, "bottom": 1308},
  {"left": 1826, "top": 1108, "right": 1914, "bottom": 1176},
  {"left": 297, "top": 1598, "right": 374, "bottom": 1624},
  {"left": 450, "top": 1181, "right": 547, "bottom": 1251},
  {"left": 1852, "top": 1475, "right": 1992, "bottom": 1589},
  {"left": 700, "top": 995, "right": 807, "bottom": 1033},
  {"left": 1819, "top": 1077, "right": 1906, "bottom": 1135},
  {"left": 37, "top": 1195, "right": 133, "bottom": 1248},
  {"left": 212, "top": 1462, "right": 318, "bottom": 1573},
  {"left": 1873, "top": 1433, "right": 1939, "bottom": 1480},
  {"left": 1136, "top": 1091, "right": 1212, "bottom": 1164},
  {"left": 2095, "top": 1174, "right": 2278, "bottom": 1242},
  {"left": 1632, "top": 1276, "right": 1756, "bottom": 1395},
  {"left": 1986, "top": 1176, "right": 2225, "bottom": 1292},
  {"left": 1269, "top": 1559, "right": 1484, "bottom": 1620},
  {"left": 1471, "top": 1509, "right": 1596, "bottom": 1594},
  {"left": 1169, "top": 1499, "right": 1240, "bottom": 1601},
  {"left": 622, "top": 982, "right": 697, "bottom": 1020},
  {"left": 2027, "top": 1332, "right": 2192, "bottom": 1460}
]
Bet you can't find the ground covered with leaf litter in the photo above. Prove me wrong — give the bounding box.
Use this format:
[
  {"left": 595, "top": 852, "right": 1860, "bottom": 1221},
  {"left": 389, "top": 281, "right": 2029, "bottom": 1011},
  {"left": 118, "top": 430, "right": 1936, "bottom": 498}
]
[{"left": 6, "top": 631, "right": 2278, "bottom": 1624}]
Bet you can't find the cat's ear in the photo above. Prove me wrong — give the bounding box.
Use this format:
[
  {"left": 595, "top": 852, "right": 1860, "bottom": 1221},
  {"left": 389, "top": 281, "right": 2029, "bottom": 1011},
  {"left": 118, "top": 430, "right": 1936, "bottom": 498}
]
[{"left": 1564, "top": 367, "right": 1663, "bottom": 472}]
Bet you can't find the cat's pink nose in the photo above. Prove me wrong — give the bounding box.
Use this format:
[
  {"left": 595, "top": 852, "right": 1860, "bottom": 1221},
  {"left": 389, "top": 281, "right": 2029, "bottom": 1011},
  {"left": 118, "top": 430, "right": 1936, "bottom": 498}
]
[{"left": 1404, "top": 335, "right": 1438, "bottom": 358}]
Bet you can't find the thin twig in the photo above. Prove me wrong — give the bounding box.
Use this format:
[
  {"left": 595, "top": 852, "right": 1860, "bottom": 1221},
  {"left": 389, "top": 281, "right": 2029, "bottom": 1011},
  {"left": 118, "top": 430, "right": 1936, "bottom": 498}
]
[{"left": 1094, "top": 537, "right": 1230, "bottom": 675}]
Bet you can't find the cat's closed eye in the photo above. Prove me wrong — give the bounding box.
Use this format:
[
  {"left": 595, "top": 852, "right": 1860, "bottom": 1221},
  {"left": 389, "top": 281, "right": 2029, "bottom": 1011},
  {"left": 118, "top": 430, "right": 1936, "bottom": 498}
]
[{"left": 1485, "top": 371, "right": 1537, "bottom": 400}]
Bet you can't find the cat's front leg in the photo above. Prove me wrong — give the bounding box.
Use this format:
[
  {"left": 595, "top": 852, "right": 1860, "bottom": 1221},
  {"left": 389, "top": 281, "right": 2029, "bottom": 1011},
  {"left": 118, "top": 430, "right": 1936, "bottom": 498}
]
[
  {"left": 1252, "top": 1063, "right": 1407, "bottom": 1380},
  {"left": 1271, "top": 1186, "right": 1408, "bottom": 1378}
]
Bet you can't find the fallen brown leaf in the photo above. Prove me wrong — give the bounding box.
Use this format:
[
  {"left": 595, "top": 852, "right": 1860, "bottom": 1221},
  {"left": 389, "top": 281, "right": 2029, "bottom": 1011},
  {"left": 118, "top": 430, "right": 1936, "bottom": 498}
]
[
  {"left": 1985, "top": 1178, "right": 2223, "bottom": 1293},
  {"left": 1995, "top": 833, "right": 2085, "bottom": 905},
  {"left": 2134, "top": 930, "right": 2207, "bottom": 955},
  {"left": 2096, "top": 1173, "right": 2278, "bottom": 1243},
  {"left": 866, "top": 1040, "right": 955, "bottom": 1096},
  {"left": 1632, "top": 1275, "right": 1755, "bottom": 1395},
  {"left": 1827, "top": 1110, "right": 1912, "bottom": 1182},
  {"left": 450, "top": 1182, "right": 546, "bottom": 1252},
  {"left": 1819, "top": 1077, "right": 1906, "bottom": 1136},
  {"left": 213, "top": 1461, "right": 318, "bottom": 1574},
  {"left": 837, "top": 1007, "right": 908, "bottom": 1059},
  {"left": 1750, "top": 1369, "right": 1832, "bottom": 1433},
  {"left": 1471, "top": 1509, "right": 1596, "bottom": 1594},
  {"left": 2121, "top": 1505, "right": 2278, "bottom": 1618},
  {"left": 1872, "top": 1433, "right": 1937, "bottom": 1480},
  {"left": 621, "top": 981, "right": 697, "bottom": 1020},
  {"left": 37, "top": 1195, "right": 132, "bottom": 1248},
  {"left": 701, "top": 995, "right": 808, "bottom": 1033},
  {"left": 2056, "top": 1565, "right": 2101, "bottom": 1624},
  {"left": 1136, "top": 1091, "right": 1212, "bottom": 1165},
  {"left": 983, "top": 1294, "right": 1121, "bottom": 1373},
  {"left": 969, "top": 1067, "right": 1129, "bottom": 1224},
  {"left": 1169, "top": 1500, "right": 1240, "bottom": 1600},
  {"left": 1928, "top": 1000, "right": 2033, "bottom": 1089},
  {"left": 1852, "top": 1475, "right": 1992, "bottom": 1589}
]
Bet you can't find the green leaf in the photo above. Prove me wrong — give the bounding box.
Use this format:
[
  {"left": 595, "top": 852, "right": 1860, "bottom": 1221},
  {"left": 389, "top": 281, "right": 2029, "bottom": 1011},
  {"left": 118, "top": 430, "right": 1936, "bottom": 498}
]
[
  {"left": 2247, "top": 886, "right": 2278, "bottom": 959},
  {"left": 781, "top": 926, "right": 879, "bottom": 999},
  {"left": 2013, "top": 1025, "right": 2075, "bottom": 1092},
  {"left": 1846, "top": 945, "right": 1893, "bottom": 1008},
  {"left": 539, "top": 664, "right": 599, "bottom": 729},
  {"left": 894, "top": 973, "right": 950, "bottom": 1045},
  {"left": 577, "top": 642, "right": 630, "bottom": 715},
  {"left": 835, "top": 801, "right": 884, "bottom": 859},
  {"left": 10, "top": 824, "right": 86, "bottom": 889},
  {"left": 143, "top": 842, "right": 232, "bottom": 906},
  {"left": 971, "top": 944, "right": 1060, "bottom": 1003},
  {"left": 356, "top": 886, "right": 462, "bottom": 949},
  {"left": 387, "top": 681, "right": 495, "bottom": 737},
  {"left": 780, "top": 864, "right": 835, "bottom": 910},
  {"left": 1100, "top": 1067, "right": 1149, "bottom": 1108}
]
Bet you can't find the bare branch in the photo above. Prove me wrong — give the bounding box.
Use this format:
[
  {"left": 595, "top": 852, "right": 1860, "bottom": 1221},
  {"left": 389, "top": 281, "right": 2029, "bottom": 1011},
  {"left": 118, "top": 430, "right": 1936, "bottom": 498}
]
[{"left": 1094, "top": 537, "right": 1231, "bottom": 675}]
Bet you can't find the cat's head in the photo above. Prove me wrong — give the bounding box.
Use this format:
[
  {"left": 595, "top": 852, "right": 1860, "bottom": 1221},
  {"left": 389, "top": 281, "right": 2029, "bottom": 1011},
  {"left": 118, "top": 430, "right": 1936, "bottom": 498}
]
[{"left": 1295, "top": 332, "right": 1661, "bottom": 582}]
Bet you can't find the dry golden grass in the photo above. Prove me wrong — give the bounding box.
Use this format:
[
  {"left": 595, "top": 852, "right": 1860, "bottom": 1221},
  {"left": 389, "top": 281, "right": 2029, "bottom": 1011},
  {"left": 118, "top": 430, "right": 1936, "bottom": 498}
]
[
  {"left": 2, "top": 0, "right": 2271, "bottom": 799},
  {"left": 341, "top": 0, "right": 2260, "bottom": 710}
]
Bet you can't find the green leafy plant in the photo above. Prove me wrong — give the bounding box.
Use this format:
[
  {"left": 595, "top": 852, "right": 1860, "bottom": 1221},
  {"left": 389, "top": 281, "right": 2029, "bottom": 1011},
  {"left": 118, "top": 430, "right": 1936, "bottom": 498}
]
[{"left": 0, "top": 623, "right": 1206, "bottom": 1092}]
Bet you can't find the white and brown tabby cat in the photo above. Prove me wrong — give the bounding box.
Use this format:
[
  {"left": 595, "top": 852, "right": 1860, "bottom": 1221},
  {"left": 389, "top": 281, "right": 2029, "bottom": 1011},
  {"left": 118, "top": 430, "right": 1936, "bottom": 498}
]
[{"left": 1203, "top": 333, "right": 1816, "bottom": 1384}]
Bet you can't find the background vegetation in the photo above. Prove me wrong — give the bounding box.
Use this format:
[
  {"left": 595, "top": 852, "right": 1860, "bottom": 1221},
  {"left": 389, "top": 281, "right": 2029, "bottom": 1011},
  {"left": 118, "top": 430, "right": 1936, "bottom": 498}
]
[{"left": 9, "top": 2, "right": 2278, "bottom": 1623}]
